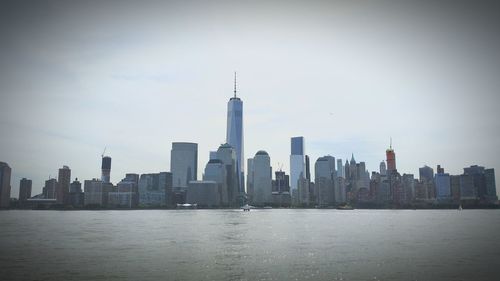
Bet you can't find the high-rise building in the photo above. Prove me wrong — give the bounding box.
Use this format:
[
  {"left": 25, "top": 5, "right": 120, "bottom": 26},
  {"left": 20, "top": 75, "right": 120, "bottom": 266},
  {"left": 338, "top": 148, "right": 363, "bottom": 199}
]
[
  {"left": 435, "top": 173, "right": 451, "bottom": 201},
  {"left": 69, "top": 178, "right": 84, "bottom": 208},
  {"left": 101, "top": 156, "right": 112, "bottom": 183},
  {"left": 402, "top": 174, "right": 415, "bottom": 202},
  {"left": 84, "top": 179, "right": 113, "bottom": 207},
  {"left": 19, "top": 178, "right": 32, "bottom": 202},
  {"left": 335, "top": 176, "right": 347, "bottom": 203},
  {"left": 305, "top": 155, "right": 311, "bottom": 181},
  {"left": 386, "top": 139, "right": 396, "bottom": 172},
  {"left": 419, "top": 165, "right": 434, "bottom": 183},
  {"left": 297, "top": 176, "right": 310, "bottom": 205},
  {"left": 203, "top": 159, "right": 228, "bottom": 206},
  {"left": 226, "top": 73, "right": 244, "bottom": 195},
  {"left": 273, "top": 170, "right": 290, "bottom": 194},
  {"left": 171, "top": 142, "right": 198, "bottom": 191},
  {"left": 108, "top": 174, "right": 139, "bottom": 208},
  {"left": 186, "top": 180, "right": 220, "bottom": 207},
  {"left": 315, "top": 156, "right": 335, "bottom": 206},
  {"left": 459, "top": 174, "right": 475, "bottom": 199},
  {"left": 246, "top": 158, "right": 254, "bottom": 203},
  {"left": 209, "top": 151, "right": 218, "bottom": 160},
  {"left": 43, "top": 178, "right": 57, "bottom": 199},
  {"left": 217, "top": 143, "right": 239, "bottom": 206},
  {"left": 251, "top": 150, "right": 272, "bottom": 205},
  {"left": 57, "top": 165, "right": 71, "bottom": 204},
  {"left": 484, "top": 168, "right": 497, "bottom": 202},
  {"left": 464, "top": 165, "right": 486, "bottom": 200},
  {"left": 337, "top": 158, "right": 344, "bottom": 178},
  {"left": 437, "top": 165, "right": 444, "bottom": 174},
  {"left": 138, "top": 172, "right": 173, "bottom": 207},
  {"left": 380, "top": 161, "right": 387, "bottom": 176},
  {"left": 0, "top": 162, "right": 12, "bottom": 208},
  {"left": 290, "top": 136, "right": 305, "bottom": 191},
  {"left": 450, "top": 175, "right": 461, "bottom": 203}
]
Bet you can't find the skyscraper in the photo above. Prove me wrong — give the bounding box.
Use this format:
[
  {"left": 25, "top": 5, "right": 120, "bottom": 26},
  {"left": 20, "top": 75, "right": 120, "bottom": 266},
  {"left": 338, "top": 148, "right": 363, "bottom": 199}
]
[
  {"left": 252, "top": 150, "right": 272, "bottom": 205},
  {"left": 386, "top": 139, "right": 396, "bottom": 172},
  {"left": 171, "top": 142, "right": 198, "bottom": 191},
  {"left": 419, "top": 165, "right": 434, "bottom": 183},
  {"left": 69, "top": 178, "right": 84, "bottom": 207},
  {"left": 290, "top": 136, "right": 305, "bottom": 191},
  {"left": 19, "top": 178, "right": 32, "bottom": 202},
  {"left": 57, "top": 165, "right": 71, "bottom": 204},
  {"left": 0, "top": 162, "right": 12, "bottom": 208},
  {"left": 435, "top": 173, "right": 451, "bottom": 200},
  {"left": 101, "top": 156, "right": 112, "bottom": 183},
  {"left": 138, "top": 172, "right": 173, "bottom": 207},
  {"left": 305, "top": 155, "right": 311, "bottom": 181},
  {"left": 226, "top": 72, "right": 244, "bottom": 194},
  {"left": 247, "top": 158, "right": 254, "bottom": 203},
  {"left": 204, "top": 159, "right": 228, "bottom": 206},
  {"left": 315, "top": 156, "right": 335, "bottom": 206},
  {"left": 216, "top": 143, "right": 238, "bottom": 206},
  {"left": 337, "top": 158, "right": 344, "bottom": 178},
  {"left": 380, "top": 161, "right": 387, "bottom": 176},
  {"left": 43, "top": 178, "right": 57, "bottom": 199}
]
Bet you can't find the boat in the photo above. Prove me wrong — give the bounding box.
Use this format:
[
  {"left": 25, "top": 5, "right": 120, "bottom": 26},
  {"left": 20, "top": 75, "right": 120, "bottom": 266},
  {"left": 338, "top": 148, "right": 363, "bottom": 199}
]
[
  {"left": 176, "top": 203, "right": 197, "bottom": 209},
  {"left": 241, "top": 204, "right": 253, "bottom": 211},
  {"left": 336, "top": 205, "right": 354, "bottom": 210},
  {"left": 458, "top": 204, "right": 463, "bottom": 211}
]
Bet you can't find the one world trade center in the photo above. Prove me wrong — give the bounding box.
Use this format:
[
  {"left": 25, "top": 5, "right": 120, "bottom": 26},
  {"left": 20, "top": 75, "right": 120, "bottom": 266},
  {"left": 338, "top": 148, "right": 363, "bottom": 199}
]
[{"left": 226, "top": 72, "right": 244, "bottom": 200}]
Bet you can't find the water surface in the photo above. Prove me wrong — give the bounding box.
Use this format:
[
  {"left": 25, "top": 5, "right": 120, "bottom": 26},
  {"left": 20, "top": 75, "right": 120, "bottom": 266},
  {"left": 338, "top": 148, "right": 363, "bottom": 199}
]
[{"left": 1, "top": 209, "right": 499, "bottom": 280}]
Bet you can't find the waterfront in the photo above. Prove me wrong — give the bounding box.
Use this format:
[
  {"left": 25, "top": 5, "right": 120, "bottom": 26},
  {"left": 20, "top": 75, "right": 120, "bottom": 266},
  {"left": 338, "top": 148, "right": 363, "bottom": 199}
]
[{"left": 1, "top": 209, "right": 499, "bottom": 281}]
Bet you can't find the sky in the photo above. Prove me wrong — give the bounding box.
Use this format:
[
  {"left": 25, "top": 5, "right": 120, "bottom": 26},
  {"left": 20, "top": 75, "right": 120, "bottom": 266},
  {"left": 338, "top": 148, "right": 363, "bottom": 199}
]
[{"left": 1, "top": 0, "right": 500, "bottom": 197}]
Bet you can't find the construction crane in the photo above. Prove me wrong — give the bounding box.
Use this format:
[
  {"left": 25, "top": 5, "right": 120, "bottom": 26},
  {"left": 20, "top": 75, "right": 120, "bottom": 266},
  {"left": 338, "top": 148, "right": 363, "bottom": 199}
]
[
  {"left": 277, "top": 162, "right": 284, "bottom": 172},
  {"left": 101, "top": 146, "right": 107, "bottom": 158}
]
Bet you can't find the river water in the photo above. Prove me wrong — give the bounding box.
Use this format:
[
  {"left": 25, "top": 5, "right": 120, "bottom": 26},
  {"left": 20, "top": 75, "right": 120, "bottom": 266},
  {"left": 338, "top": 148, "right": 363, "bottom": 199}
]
[{"left": 1, "top": 209, "right": 499, "bottom": 281}]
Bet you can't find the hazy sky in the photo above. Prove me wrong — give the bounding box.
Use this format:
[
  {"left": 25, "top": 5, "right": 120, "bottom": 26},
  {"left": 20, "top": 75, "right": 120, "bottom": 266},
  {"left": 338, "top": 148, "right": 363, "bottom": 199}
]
[{"left": 1, "top": 0, "right": 500, "bottom": 197}]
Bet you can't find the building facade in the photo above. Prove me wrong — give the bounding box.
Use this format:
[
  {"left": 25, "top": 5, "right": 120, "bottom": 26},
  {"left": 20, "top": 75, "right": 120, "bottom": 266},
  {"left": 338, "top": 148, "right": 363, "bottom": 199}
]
[
  {"left": 251, "top": 150, "right": 272, "bottom": 205},
  {"left": 290, "top": 136, "right": 305, "bottom": 192},
  {"left": 171, "top": 142, "right": 198, "bottom": 191},
  {"left": 0, "top": 162, "right": 11, "bottom": 208},
  {"left": 57, "top": 166, "right": 71, "bottom": 204},
  {"left": 226, "top": 75, "right": 244, "bottom": 195},
  {"left": 19, "top": 178, "right": 32, "bottom": 203}
]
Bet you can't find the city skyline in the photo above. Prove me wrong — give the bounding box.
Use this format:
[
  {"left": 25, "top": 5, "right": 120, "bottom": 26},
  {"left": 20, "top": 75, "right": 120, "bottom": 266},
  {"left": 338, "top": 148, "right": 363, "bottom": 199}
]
[{"left": 1, "top": 0, "right": 500, "bottom": 197}]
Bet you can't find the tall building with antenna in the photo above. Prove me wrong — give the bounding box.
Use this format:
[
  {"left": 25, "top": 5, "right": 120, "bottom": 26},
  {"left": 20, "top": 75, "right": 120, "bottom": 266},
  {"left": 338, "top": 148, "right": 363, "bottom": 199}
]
[
  {"left": 101, "top": 148, "right": 112, "bottom": 183},
  {"left": 226, "top": 72, "right": 244, "bottom": 195},
  {"left": 386, "top": 138, "right": 396, "bottom": 172}
]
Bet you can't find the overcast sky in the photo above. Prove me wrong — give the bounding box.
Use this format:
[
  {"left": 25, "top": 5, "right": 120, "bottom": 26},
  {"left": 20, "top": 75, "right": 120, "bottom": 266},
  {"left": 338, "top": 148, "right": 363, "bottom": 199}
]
[{"left": 1, "top": 0, "right": 500, "bottom": 197}]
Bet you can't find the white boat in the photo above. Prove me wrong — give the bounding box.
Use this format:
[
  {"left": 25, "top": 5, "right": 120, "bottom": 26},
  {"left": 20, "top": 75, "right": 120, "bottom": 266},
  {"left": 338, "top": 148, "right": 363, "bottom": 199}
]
[
  {"left": 176, "top": 203, "right": 197, "bottom": 209},
  {"left": 241, "top": 204, "right": 253, "bottom": 211}
]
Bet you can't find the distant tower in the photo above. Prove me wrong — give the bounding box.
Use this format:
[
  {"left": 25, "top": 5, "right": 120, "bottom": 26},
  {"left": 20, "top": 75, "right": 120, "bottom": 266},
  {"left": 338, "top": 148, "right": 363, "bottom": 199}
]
[
  {"left": 380, "top": 161, "right": 387, "bottom": 175},
  {"left": 386, "top": 138, "right": 396, "bottom": 172},
  {"left": 101, "top": 156, "right": 112, "bottom": 183},
  {"left": 290, "top": 136, "right": 305, "bottom": 191},
  {"left": 252, "top": 150, "right": 272, "bottom": 205},
  {"left": 19, "top": 178, "right": 32, "bottom": 202},
  {"left": 337, "top": 158, "right": 344, "bottom": 178},
  {"left": 171, "top": 142, "right": 198, "bottom": 191},
  {"left": 0, "top": 162, "right": 12, "bottom": 208},
  {"left": 437, "top": 165, "right": 444, "bottom": 174},
  {"left": 305, "top": 155, "right": 311, "bottom": 181},
  {"left": 226, "top": 72, "right": 244, "bottom": 194},
  {"left": 57, "top": 165, "right": 71, "bottom": 204}
]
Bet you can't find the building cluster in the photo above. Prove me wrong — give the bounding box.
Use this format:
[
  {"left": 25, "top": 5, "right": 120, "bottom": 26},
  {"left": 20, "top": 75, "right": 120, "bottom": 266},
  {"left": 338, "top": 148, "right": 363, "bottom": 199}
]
[{"left": 0, "top": 75, "right": 497, "bottom": 209}]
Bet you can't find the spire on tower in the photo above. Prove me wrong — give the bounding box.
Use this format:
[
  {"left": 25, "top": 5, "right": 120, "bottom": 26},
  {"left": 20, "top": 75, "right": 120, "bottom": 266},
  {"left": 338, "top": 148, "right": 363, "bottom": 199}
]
[
  {"left": 233, "top": 71, "right": 237, "bottom": 98},
  {"left": 390, "top": 137, "right": 392, "bottom": 149}
]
